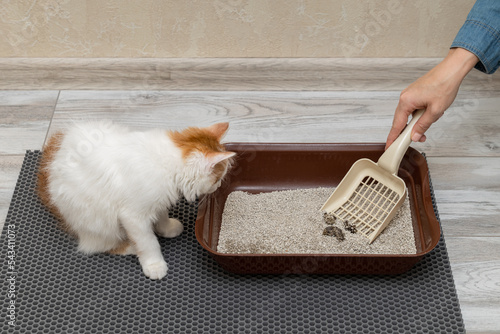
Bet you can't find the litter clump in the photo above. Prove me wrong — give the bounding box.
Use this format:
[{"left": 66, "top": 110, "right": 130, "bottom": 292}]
[
  {"left": 342, "top": 219, "right": 358, "bottom": 234},
  {"left": 323, "top": 212, "right": 337, "bottom": 225},
  {"left": 322, "top": 213, "right": 357, "bottom": 236},
  {"left": 323, "top": 226, "right": 345, "bottom": 241}
]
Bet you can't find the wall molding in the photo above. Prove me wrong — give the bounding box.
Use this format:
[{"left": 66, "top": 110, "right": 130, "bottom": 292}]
[{"left": 0, "top": 58, "right": 498, "bottom": 91}]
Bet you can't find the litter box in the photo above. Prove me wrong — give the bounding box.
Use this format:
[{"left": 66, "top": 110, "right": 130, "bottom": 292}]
[{"left": 195, "top": 143, "right": 441, "bottom": 275}]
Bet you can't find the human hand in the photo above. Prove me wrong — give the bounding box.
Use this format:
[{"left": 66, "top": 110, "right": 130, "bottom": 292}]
[{"left": 385, "top": 48, "right": 479, "bottom": 150}]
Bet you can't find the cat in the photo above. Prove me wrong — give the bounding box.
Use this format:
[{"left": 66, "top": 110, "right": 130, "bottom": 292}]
[{"left": 37, "top": 121, "right": 235, "bottom": 280}]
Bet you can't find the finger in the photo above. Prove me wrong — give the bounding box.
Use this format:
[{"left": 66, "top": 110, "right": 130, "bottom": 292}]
[
  {"left": 385, "top": 125, "right": 402, "bottom": 150},
  {"left": 385, "top": 101, "right": 415, "bottom": 149},
  {"left": 410, "top": 107, "right": 443, "bottom": 142}
]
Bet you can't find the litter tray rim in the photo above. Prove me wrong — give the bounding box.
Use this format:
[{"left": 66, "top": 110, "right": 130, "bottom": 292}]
[{"left": 194, "top": 142, "right": 441, "bottom": 272}]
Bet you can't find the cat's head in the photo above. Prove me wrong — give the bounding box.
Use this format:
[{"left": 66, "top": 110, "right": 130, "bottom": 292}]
[{"left": 169, "top": 122, "right": 236, "bottom": 202}]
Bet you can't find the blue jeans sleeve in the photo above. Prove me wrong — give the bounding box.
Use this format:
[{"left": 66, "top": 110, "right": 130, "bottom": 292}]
[{"left": 451, "top": 0, "right": 500, "bottom": 74}]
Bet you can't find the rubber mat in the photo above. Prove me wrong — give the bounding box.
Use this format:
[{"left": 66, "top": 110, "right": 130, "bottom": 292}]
[{"left": 1, "top": 151, "right": 465, "bottom": 334}]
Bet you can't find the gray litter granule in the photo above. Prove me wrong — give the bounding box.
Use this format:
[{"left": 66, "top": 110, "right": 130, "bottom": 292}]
[{"left": 217, "top": 187, "right": 416, "bottom": 255}]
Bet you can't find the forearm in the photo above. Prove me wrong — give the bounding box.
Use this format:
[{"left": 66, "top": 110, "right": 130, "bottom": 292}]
[
  {"left": 444, "top": 47, "right": 480, "bottom": 81},
  {"left": 430, "top": 47, "right": 480, "bottom": 97}
]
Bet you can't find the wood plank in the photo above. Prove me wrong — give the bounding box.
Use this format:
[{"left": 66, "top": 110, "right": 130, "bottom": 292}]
[
  {"left": 48, "top": 90, "right": 402, "bottom": 137},
  {"left": 49, "top": 90, "right": 500, "bottom": 157},
  {"left": 446, "top": 237, "right": 500, "bottom": 333},
  {"left": 427, "top": 157, "right": 500, "bottom": 237},
  {"left": 0, "top": 155, "right": 24, "bottom": 234},
  {"left": 0, "top": 91, "right": 58, "bottom": 154},
  {"left": 1, "top": 58, "right": 499, "bottom": 91}
]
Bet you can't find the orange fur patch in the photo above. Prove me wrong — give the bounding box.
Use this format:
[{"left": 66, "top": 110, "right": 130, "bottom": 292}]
[
  {"left": 168, "top": 125, "right": 226, "bottom": 160},
  {"left": 168, "top": 124, "right": 234, "bottom": 181},
  {"left": 37, "top": 132, "right": 76, "bottom": 237}
]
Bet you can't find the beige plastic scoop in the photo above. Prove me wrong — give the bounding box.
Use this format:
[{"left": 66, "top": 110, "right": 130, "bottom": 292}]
[{"left": 321, "top": 109, "right": 424, "bottom": 243}]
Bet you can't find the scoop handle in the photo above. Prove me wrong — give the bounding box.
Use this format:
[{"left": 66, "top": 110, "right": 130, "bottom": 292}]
[{"left": 378, "top": 109, "right": 425, "bottom": 175}]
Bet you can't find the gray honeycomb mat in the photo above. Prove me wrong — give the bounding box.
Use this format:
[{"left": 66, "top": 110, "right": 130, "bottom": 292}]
[{"left": 1, "top": 151, "right": 465, "bottom": 333}]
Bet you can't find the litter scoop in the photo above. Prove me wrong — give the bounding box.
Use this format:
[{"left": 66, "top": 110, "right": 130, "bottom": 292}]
[{"left": 321, "top": 109, "right": 424, "bottom": 243}]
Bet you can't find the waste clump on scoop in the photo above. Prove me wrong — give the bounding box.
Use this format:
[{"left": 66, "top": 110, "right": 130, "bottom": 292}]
[{"left": 321, "top": 109, "right": 424, "bottom": 243}]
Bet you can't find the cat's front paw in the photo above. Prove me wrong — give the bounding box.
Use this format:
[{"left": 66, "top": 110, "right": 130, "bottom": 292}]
[{"left": 142, "top": 261, "right": 168, "bottom": 280}]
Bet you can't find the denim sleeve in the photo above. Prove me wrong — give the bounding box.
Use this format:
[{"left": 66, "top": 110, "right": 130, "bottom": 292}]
[{"left": 451, "top": 0, "right": 500, "bottom": 74}]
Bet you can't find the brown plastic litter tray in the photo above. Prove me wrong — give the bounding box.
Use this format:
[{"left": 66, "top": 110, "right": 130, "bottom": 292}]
[{"left": 195, "top": 143, "right": 441, "bottom": 275}]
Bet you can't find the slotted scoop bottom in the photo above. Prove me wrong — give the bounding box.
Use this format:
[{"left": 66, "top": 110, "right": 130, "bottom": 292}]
[
  {"left": 322, "top": 110, "right": 424, "bottom": 243},
  {"left": 335, "top": 176, "right": 401, "bottom": 237}
]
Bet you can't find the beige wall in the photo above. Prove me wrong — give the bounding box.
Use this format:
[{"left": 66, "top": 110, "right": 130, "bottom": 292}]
[{"left": 1, "top": 0, "right": 474, "bottom": 58}]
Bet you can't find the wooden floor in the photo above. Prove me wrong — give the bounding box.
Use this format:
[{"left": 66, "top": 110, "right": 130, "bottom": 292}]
[{"left": 0, "top": 58, "right": 499, "bottom": 333}]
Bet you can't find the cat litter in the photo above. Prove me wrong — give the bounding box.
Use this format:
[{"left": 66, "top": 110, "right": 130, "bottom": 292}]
[{"left": 217, "top": 188, "right": 416, "bottom": 255}]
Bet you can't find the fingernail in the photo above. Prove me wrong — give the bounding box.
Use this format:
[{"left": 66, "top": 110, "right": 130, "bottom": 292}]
[{"left": 412, "top": 133, "right": 422, "bottom": 142}]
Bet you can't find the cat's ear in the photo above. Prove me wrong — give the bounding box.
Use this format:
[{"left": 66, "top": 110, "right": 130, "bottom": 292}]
[
  {"left": 205, "top": 122, "right": 229, "bottom": 141},
  {"left": 204, "top": 151, "right": 236, "bottom": 170}
]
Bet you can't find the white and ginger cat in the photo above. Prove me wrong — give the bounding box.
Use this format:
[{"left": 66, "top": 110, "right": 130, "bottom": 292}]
[{"left": 37, "top": 121, "right": 235, "bottom": 280}]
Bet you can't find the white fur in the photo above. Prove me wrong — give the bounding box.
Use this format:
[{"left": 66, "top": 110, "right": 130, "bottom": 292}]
[{"left": 46, "top": 121, "right": 233, "bottom": 280}]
